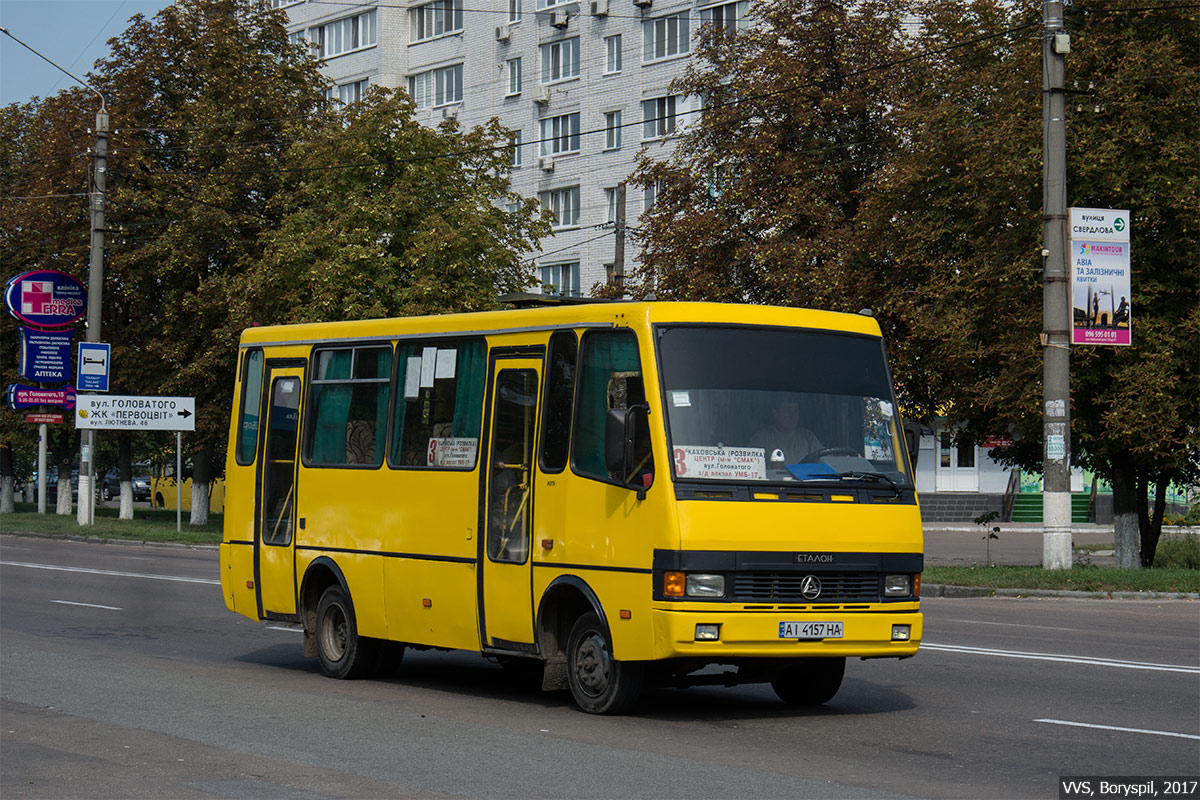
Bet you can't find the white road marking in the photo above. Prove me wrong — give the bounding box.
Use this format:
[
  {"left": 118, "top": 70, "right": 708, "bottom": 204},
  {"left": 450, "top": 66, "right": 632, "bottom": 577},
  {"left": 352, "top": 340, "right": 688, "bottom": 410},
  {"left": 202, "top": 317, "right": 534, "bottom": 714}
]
[
  {"left": 267, "top": 626, "right": 302, "bottom": 633},
  {"left": 1, "top": 560, "right": 219, "bottom": 586},
  {"left": 923, "top": 642, "right": 1199, "bottom": 674},
  {"left": 52, "top": 600, "right": 123, "bottom": 611},
  {"left": 943, "top": 618, "right": 1080, "bottom": 632},
  {"left": 1035, "top": 718, "right": 1200, "bottom": 740}
]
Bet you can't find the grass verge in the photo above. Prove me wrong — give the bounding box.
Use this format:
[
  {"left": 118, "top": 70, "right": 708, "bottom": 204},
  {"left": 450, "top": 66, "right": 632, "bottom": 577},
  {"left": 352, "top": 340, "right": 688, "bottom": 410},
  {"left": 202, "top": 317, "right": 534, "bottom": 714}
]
[
  {"left": 923, "top": 565, "right": 1199, "bottom": 594},
  {"left": 2, "top": 503, "right": 222, "bottom": 546}
]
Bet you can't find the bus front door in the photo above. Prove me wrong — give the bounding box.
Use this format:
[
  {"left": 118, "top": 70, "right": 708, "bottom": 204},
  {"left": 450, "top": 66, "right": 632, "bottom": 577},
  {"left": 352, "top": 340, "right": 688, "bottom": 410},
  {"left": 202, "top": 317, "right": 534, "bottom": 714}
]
[
  {"left": 480, "top": 357, "right": 541, "bottom": 650},
  {"left": 255, "top": 366, "right": 304, "bottom": 618}
]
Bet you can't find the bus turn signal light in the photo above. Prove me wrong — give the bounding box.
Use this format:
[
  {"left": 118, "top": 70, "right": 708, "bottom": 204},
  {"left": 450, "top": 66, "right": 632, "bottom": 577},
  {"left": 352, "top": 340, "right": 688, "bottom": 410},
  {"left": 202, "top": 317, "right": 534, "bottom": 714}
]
[{"left": 664, "top": 571, "right": 685, "bottom": 597}]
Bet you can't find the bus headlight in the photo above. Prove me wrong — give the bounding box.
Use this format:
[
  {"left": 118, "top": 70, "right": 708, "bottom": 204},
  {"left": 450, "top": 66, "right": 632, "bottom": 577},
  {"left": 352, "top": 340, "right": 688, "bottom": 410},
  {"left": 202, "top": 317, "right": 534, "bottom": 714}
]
[
  {"left": 884, "top": 574, "right": 912, "bottom": 597},
  {"left": 685, "top": 574, "right": 726, "bottom": 598}
]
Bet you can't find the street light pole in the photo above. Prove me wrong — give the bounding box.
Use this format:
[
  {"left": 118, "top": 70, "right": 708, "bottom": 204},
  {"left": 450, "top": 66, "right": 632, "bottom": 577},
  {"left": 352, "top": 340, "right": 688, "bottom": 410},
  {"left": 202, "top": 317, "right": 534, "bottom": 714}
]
[{"left": 0, "top": 26, "right": 108, "bottom": 526}]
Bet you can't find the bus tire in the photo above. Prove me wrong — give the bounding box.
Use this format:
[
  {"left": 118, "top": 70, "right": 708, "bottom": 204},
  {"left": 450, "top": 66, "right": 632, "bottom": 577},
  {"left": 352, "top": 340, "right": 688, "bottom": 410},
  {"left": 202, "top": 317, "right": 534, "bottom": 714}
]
[
  {"left": 566, "top": 612, "right": 643, "bottom": 715},
  {"left": 770, "top": 657, "right": 846, "bottom": 706},
  {"left": 315, "top": 585, "right": 377, "bottom": 679}
]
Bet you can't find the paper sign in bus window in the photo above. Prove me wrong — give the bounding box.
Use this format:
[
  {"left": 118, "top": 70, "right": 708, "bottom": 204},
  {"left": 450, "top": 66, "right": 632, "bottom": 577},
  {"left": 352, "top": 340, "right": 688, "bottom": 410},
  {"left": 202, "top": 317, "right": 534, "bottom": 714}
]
[
  {"left": 404, "top": 357, "right": 422, "bottom": 399},
  {"left": 673, "top": 445, "right": 766, "bottom": 480},
  {"left": 428, "top": 437, "right": 478, "bottom": 468}
]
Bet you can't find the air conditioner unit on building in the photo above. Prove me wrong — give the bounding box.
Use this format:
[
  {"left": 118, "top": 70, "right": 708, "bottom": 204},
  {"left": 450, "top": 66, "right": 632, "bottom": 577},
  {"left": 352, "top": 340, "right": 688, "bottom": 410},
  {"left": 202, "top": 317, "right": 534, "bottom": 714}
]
[
  {"left": 495, "top": 24, "right": 511, "bottom": 41},
  {"left": 591, "top": 0, "right": 609, "bottom": 15},
  {"left": 535, "top": 86, "right": 551, "bottom": 105},
  {"left": 442, "top": 105, "right": 458, "bottom": 119},
  {"left": 549, "top": 10, "right": 569, "bottom": 28},
  {"left": 633, "top": 0, "right": 652, "bottom": 8},
  {"left": 539, "top": 157, "right": 555, "bottom": 171}
]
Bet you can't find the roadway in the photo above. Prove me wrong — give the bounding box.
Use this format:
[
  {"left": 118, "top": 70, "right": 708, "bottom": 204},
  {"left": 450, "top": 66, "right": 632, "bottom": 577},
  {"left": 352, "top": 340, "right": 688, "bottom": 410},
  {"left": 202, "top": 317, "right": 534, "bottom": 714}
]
[{"left": 1, "top": 534, "right": 1196, "bottom": 799}]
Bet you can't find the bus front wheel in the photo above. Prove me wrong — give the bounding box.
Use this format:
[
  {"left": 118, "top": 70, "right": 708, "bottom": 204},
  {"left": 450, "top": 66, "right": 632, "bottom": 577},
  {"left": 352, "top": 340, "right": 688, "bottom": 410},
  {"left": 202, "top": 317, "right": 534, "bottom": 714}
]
[
  {"left": 770, "top": 657, "right": 846, "bottom": 706},
  {"left": 566, "top": 612, "right": 643, "bottom": 715},
  {"left": 315, "top": 585, "right": 377, "bottom": 679}
]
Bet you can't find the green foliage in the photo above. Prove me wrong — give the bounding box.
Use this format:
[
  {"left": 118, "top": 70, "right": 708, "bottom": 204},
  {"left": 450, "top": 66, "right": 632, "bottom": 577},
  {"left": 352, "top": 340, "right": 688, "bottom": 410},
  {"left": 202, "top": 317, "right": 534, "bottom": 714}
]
[
  {"left": 1151, "top": 535, "right": 1199, "bottom": 570},
  {"left": 923, "top": 564, "right": 1199, "bottom": 594}
]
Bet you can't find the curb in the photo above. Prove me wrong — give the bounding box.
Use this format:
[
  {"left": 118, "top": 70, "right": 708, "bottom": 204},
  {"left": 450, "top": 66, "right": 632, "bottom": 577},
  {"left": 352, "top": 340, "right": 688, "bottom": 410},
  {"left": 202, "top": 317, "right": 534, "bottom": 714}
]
[
  {"left": 1, "top": 530, "right": 219, "bottom": 552},
  {"left": 924, "top": 583, "right": 1199, "bottom": 601}
]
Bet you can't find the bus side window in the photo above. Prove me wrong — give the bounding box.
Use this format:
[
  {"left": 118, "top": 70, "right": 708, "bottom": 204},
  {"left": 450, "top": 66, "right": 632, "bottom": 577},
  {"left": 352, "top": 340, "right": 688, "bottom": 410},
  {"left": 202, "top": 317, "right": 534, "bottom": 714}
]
[
  {"left": 236, "top": 349, "right": 264, "bottom": 466},
  {"left": 539, "top": 330, "right": 577, "bottom": 473},
  {"left": 391, "top": 339, "right": 486, "bottom": 469},
  {"left": 305, "top": 346, "right": 392, "bottom": 467},
  {"left": 572, "top": 330, "right": 653, "bottom": 485}
]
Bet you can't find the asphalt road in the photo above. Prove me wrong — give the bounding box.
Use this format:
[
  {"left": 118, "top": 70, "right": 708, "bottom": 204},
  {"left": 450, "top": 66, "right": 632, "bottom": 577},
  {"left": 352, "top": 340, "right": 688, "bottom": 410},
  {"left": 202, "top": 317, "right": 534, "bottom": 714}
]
[{"left": 1, "top": 534, "right": 1196, "bottom": 799}]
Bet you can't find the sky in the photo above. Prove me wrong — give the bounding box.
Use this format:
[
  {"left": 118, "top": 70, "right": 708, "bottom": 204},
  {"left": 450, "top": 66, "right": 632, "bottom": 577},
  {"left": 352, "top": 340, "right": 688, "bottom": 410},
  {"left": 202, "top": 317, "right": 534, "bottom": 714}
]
[{"left": 1, "top": 0, "right": 173, "bottom": 107}]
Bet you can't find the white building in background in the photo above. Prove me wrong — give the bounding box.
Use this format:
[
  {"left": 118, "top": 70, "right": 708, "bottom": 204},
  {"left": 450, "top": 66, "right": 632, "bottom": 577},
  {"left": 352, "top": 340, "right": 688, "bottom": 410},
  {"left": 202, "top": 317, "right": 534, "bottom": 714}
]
[{"left": 274, "top": 0, "right": 747, "bottom": 296}]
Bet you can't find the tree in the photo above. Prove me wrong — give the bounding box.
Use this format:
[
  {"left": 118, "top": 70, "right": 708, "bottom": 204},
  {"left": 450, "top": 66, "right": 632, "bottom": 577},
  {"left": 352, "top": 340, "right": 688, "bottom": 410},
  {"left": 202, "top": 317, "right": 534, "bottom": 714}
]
[
  {"left": 634, "top": 0, "right": 1198, "bottom": 566},
  {"left": 241, "top": 89, "right": 549, "bottom": 326},
  {"left": 1, "top": 89, "right": 96, "bottom": 513},
  {"left": 632, "top": 0, "right": 916, "bottom": 305},
  {"left": 91, "top": 0, "right": 329, "bottom": 523}
]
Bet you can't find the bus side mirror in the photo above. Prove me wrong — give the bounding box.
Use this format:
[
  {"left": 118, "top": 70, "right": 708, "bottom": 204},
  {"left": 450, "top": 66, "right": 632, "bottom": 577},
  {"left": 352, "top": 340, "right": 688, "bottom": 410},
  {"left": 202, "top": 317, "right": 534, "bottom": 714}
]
[{"left": 605, "top": 405, "right": 653, "bottom": 499}]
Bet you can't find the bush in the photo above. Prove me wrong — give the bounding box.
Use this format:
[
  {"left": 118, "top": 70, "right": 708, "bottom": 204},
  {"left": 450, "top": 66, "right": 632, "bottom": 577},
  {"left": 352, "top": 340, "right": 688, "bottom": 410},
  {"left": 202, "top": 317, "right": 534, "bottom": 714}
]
[
  {"left": 1153, "top": 534, "right": 1200, "bottom": 569},
  {"left": 1182, "top": 504, "right": 1200, "bottom": 526}
]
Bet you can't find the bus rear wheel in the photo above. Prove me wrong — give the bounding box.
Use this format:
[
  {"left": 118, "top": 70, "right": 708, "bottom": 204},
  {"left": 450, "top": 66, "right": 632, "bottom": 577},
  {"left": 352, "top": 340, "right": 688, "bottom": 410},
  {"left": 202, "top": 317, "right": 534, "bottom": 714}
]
[
  {"left": 566, "top": 612, "right": 643, "bottom": 715},
  {"left": 770, "top": 657, "right": 846, "bottom": 706},
  {"left": 315, "top": 585, "right": 378, "bottom": 679}
]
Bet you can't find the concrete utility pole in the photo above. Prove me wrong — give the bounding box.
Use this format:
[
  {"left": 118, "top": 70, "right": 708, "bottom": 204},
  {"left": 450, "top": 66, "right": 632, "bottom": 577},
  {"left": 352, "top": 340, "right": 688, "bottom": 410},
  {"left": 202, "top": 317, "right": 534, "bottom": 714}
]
[
  {"left": 613, "top": 182, "right": 627, "bottom": 294},
  {"left": 77, "top": 104, "right": 109, "bottom": 526},
  {"left": 1041, "top": 1, "right": 1072, "bottom": 569}
]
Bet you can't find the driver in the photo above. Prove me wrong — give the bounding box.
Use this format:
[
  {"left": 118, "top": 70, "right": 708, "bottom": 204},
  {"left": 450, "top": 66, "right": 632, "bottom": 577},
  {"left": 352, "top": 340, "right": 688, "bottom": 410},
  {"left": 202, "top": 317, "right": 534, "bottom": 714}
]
[{"left": 750, "top": 399, "right": 823, "bottom": 465}]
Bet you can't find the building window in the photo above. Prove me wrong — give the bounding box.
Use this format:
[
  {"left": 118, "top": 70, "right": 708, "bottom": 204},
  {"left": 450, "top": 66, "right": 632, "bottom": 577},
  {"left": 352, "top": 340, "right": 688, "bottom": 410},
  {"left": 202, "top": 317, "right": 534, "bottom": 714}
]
[
  {"left": 540, "top": 261, "right": 581, "bottom": 296},
  {"left": 509, "top": 131, "right": 523, "bottom": 167},
  {"left": 604, "top": 187, "right": 618, "bottom": 224},
  {"left": 642, "top": 95, "right": 677, "bottom": 138},
  {"left": 699, "top": 1, "right": 749, "bottom": 35},
  {"left": 540, "top": 187, "right": 580, "bottom": 228},
  {"left": 604, "top": 110, "right": 622, "bottom": 150},
  {"left": 312, "top": 10, "right": 377, "bottom": 59},
  {"left": 536, "top": 0, "right": 569, "bottom": 9},
  {"left": 643, "top": 12, "right": 689, "bottom": 62},
  {"left": 643, "top": 179, "right": 664, "bottom": 212},
  {"left": 540, "top": 113, "right": 580, "bottom": 156},
  {"left": 604, "top": 34, "right": 622, "bottom": 74},
  {"left": 510, "top": 0, "right": 523, "bottom": 21},
  {"left": 271, "top": 0, "right": 302, "bottom": 8},
  {"left": 541, "top": 38, "right": 580, "bottom": 83},
  {"left": 507, "top": 58, "right": 522, "bottom": 96},
  {"left": 288, "top": 30, "right": 307, "bottom": 48},
  {"left": 336, "top": 79, "right": 369, "bottom": 105},
  {"left": 409, "top": 64, "right": 463, "bottom": 108},
  {"left": 410, "top": 0, "right": 463, "bottom": 42}
]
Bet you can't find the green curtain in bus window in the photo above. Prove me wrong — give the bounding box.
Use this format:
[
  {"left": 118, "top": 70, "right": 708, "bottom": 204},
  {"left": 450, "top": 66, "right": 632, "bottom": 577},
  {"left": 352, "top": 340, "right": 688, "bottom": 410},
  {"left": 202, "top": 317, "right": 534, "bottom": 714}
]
[
  {"left": 373, "top": 381, "right": 388, "bottom": 465},
  {"left": 575, "top": 331, "right": 640, "bottom": 478},
  {"left": 451, "top": 340, "right": 486, "bottom": 439},
  {"left": 311, "top": 350, "right": 353, "bottom": 464}
]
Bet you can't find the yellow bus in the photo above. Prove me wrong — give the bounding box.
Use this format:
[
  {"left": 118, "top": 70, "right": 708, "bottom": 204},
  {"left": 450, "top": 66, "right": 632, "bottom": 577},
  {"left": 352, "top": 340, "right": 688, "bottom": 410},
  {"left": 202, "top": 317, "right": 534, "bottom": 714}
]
[
  {"left": 151, "top": 461, "right": 226, "bottom": 513},
  {"left": 220, "top": 302, "right": 922, "bottom": 714}
]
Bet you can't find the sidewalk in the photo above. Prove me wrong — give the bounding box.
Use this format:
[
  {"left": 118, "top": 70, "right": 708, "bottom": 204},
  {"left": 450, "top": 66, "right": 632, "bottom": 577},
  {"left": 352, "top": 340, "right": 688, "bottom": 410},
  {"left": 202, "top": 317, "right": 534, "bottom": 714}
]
[{"left": 923, "top": 522, "right": 1115, "bottom": 567}]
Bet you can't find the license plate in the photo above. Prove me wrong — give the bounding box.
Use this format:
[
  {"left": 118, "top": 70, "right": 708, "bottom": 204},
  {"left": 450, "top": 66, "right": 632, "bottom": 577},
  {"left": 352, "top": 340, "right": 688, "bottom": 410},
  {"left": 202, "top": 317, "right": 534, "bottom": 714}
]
[{"left": 779, "top": 621, "right": 843, "bottom": 639}]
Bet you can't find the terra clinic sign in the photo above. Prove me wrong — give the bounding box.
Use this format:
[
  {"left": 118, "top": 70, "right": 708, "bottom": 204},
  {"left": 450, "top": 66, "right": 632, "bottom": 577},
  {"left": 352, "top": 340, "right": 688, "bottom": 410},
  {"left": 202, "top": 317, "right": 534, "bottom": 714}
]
[
  {"left": 3, "top": 270, "right": 87, "bottom": 329},
  {"left": 1069, "top": 207, "right": 1131, "bottom": 346}
]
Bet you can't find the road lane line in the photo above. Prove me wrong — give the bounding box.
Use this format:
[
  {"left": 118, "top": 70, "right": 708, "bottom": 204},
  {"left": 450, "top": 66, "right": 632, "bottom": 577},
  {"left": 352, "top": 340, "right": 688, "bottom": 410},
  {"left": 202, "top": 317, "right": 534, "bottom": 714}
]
[
  {"left": 1035, "top": 719, "right": 1200, "bottom": 740},
  {"left": 922, "top": 642, "right": 1199, "bottom": 674},
  {"left": 1, "top": 560, "right": 219, "bottom": 586},
  {"left": 267, "top": 626, "right": 302, "bottom": 633},
  {"left": 52, "top": 600, "right": 123, "bottom": 611},
  {"left": 943, "top": 618, "right": 1080, "bottom": 632}
]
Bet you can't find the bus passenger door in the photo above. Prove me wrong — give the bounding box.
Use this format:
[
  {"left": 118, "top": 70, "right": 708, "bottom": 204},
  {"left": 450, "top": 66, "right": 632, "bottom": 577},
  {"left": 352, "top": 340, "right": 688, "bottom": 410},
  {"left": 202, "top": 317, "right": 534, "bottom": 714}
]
[
  {"left": 255, "top": 365, "right": 304, "bottom": 618},
  {"left": 480, "top": 356, "right": 541, "bottom": 650}
]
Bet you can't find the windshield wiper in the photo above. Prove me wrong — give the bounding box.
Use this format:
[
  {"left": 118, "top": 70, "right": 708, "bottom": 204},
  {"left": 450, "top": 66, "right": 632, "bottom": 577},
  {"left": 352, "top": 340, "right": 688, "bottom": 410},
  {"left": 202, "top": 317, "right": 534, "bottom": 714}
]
[{"left": 837, "top": 471, "right": 901, "bottom": 497}]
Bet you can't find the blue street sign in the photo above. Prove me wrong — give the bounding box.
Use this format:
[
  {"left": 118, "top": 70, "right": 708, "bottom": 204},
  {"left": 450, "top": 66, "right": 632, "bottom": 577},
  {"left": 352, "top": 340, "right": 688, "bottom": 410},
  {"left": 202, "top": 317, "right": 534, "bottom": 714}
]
[
  {"left": 18, "top": 326, "right": 73, "bottom": 383},
  {"left": 77, "top": 342, "right": 111, "bottom": 392}
]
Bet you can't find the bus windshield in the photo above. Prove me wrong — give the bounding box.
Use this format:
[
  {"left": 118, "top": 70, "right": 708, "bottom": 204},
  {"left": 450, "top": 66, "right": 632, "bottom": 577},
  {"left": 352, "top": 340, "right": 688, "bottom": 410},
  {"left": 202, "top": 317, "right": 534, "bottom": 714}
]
[{"left": 657, "top": 325, "right": 912, "bottom": 487}]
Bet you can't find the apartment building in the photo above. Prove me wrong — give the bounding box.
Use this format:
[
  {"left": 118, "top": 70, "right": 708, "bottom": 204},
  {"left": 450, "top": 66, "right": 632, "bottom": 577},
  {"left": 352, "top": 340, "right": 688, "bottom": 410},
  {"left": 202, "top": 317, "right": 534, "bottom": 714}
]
[{"left": 274, "top": 0, "right": 747, "bottom": 296}]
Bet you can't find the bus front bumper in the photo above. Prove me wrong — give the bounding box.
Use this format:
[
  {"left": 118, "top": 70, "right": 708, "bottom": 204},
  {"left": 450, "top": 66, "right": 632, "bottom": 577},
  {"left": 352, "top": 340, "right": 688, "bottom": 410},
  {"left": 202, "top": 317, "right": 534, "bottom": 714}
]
[{"left": 649, "top": 605, "right": 922, "bottom": 660}]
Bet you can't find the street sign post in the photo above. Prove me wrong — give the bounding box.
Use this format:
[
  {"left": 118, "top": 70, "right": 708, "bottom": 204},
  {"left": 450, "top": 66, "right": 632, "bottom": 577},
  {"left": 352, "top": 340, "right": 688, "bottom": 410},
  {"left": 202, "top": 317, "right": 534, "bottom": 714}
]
[{"left": 75, "top": 395, "right": 195, "bottom": 432}]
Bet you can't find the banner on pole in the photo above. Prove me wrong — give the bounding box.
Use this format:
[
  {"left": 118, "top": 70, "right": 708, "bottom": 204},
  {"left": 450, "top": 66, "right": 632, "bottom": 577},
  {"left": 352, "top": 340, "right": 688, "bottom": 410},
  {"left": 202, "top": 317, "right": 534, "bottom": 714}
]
[{"left": 1069, "top": 207, "right": 1131, "bottom": 346}]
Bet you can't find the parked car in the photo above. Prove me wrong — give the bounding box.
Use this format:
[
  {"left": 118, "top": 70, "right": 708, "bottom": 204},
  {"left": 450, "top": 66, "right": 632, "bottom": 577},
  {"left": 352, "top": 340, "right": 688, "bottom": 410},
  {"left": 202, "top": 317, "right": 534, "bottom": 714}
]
[{"left": 102, "top": 470, "right": 152, "bottom": 502}]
